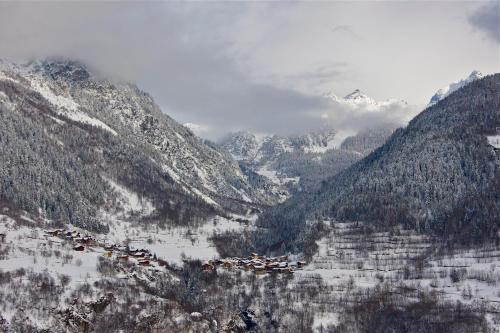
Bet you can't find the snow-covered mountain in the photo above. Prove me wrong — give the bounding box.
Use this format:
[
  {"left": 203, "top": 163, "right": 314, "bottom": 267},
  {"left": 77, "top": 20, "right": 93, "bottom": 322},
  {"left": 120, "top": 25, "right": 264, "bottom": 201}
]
[
  {"left": 0, "top": 58, "right": 283, "bottom": 230},
  {"left": 325, "top": 89, "right": 408, "bottom": 111},
  {"left": 263, "top": 73, "right": 500, "bottom": 248},
  {"left": 218, "top": 126, "right": 396, "bottom": 194},
  {"left": 428, "top": 70, "right": 484, "bottom": 106},
  {"left": 218, "top": 129, "right": 339, "bottom": 163}
]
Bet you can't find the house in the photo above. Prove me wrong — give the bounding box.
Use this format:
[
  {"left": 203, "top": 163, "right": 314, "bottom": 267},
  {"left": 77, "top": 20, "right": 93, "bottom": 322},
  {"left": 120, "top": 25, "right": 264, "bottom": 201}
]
[
  {"left": 73, "top": 245, "right": 85, "bottom": 251},
  {"left": 244, "top": 263, "right": 254, "bottom": 270},
  {"left": 223, "top": 261, "right": 233, "bottom": 268},
  {"left": 104, "top": 251, "right": 113, "bottom": 258},
  {"left": 0, "top": 233, "right": 6, "bottom": 243},
  {"left": 157, "top": 259, "right": 168, "bottom": 267},
  {"left": 201, "top": 262, "right": 213, "bottom": 271},
  {"left": 138, "top": 260, "right": 150, "bottom": 266},
  {"left": 118, "top": 255, "right": 129, "bottom": 261},
  {"left": 297, "top": 261, "right": 307, "bottom": 268},
  {"left": 45, "top": 230, "right": 60, "bottom": 237},
  {"left": 254, "top": 265, "right": 266, "bottom": 274},
  {"left": 265, "top": 262, "right": 279, "bottom": 269}
]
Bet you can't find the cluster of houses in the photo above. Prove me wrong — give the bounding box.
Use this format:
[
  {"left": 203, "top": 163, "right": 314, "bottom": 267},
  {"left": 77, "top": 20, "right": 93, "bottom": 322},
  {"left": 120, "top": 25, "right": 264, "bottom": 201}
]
[
  {"left": 44, "top": 229, "right": 307, "bottom": 276},
  {"left": 44, "top": 228, "right": 168, "bottom": 268},
  {"left": 202, "top": 253, "right": 306, "bottom": 275}
]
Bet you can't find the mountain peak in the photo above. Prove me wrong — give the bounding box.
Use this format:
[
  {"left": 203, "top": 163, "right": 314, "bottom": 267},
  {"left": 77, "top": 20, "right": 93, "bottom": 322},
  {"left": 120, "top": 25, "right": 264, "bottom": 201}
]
[
  {"left": 429, "top": 70, "right": 484, "bottom": 106},
  {"left": 344, "top": 89, "right": 369, "bottom": 101}
]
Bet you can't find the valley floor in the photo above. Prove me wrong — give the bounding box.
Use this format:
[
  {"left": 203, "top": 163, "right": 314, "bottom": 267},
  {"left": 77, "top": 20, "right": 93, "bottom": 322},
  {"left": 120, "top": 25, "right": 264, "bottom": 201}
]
[{"left": 0, "top": 210, "right": 498, "bottom": 332}]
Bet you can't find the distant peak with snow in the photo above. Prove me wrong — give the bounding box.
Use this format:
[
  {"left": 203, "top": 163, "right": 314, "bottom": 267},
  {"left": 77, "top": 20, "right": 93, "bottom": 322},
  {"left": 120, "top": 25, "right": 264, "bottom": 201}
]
[
  {"left": 344, "top": 89, "right": 372, "bottom": 102},
  {"left": 325, "top": 88, "right": 407, "bottom": 111},
  {"left": 428, "top": 70, "right": 484, "bottom": 106}
]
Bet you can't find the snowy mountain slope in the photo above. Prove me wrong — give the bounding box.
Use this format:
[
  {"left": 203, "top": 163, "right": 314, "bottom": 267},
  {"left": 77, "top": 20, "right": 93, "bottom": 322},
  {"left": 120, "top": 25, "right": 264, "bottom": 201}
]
[
  {"left": 0, "top": 58, "right": 282, "bottom": 230},
  {"left": 218, "top": 129, "right": 340, "bottom": 163},
  {"left": 219, "top": 126, "right": 397, "bottom": 195},
  {"left": 258, "top": 74, "right": 500, "bottom": 251},
  {"left": 429, "top": 70, "right": 484, "bottom": 106}
]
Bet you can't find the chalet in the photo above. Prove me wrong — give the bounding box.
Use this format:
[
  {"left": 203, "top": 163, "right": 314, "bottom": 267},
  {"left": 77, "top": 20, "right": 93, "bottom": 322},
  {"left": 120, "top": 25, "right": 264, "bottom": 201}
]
[
  {"left": 132, "top": 252, "right": 145, "bottom": 258},
  {"left": 128, "top": 247, "right": 138, "bottom": 254},
  {"left": 297, "top": 261, "right": 307, "bottom": 268},
  {"left": 223, "top": 261, "right": 233, "bottom": 268},
  {"left": 0, "top": 233, "right": 5, "bottom": 242},
  {"left": 254, "top": 265, "right": 266, "bottom": 274},
  {"left": 157, "top": 259, "right": 168, "bottom": 267},
  {"left": 244, "top": 263, "right": 254, "bottom": 270},
  {"left": 73, "top": 245, "right": 85, "bottom": 251},
  {"left": 201, "top": 262, "right": 213, "bottom": 271},
  {"left": 265, "top": 262, "right": 279, "bottom": 269},
  {"left": 80, "top": 237, "right": 91, "bottom": 244},
  {"left": 45, "top": 230, "right": 60, "bottom": 237},
  {"left": 278, "top": 262, "right": 288, "bottom": 269},
  {"left": 118, "top": 255, "right": 129, "bottom": 261},
  {"left": 138, "top": 260, "right": 150, "bottom": 266},
  {"left": 104, "top": 251, "right": 113, "bottom": 258}
]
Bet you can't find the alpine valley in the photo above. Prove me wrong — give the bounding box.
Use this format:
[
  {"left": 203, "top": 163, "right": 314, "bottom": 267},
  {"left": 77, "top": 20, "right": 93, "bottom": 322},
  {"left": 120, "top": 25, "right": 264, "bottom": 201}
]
[{"left": 0, "top": 60, "right": 499, "bottom": 333}]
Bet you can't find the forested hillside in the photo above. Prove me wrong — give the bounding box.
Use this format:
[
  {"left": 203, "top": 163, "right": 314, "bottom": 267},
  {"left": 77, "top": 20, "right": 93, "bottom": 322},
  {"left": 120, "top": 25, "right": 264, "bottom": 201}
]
[
  {"left": 0, "top": 59, "right": 282, "bottom": 231},
  {"left": 255, "top": 74, "right": 500, "bottom": 253}
]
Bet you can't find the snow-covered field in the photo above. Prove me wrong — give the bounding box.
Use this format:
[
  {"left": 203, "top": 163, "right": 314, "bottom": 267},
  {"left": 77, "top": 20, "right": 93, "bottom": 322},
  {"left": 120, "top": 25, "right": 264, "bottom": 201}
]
[
  {"left": 295, "top": 221, "right": 500, "bottom": 332},
  {"left": 103, "top": 215, "right": 252, "bottom": 265},
  {"left": 488, "top": 135, "right": 500, "bottom": 149}
]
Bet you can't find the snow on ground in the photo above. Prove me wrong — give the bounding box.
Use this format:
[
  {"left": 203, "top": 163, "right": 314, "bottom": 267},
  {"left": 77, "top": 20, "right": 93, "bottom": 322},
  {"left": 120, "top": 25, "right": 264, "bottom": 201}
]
[
  {"left": 256, "top": 163, "right": 300, "bottom": 186},
  {"left": 487, "top": 135, "right": 500, "bottom": 149},
  {"left": 312, "top": 312, "right": 339, "bottom": 332},
  {"left": 29, "top": 78, "right": 80, "bottom": 112},
  {"left": 104, "top": 177, "right": 155, "bottom": 217},
  {"left": 59, "top": 109, "right": 118, "bottom": 136},
  {"left": 190, "top": 187, "right": 220, "bottom": 208},
  {"left": 102, "top": 216, "right": 249, "bottom": 265},
  {"left": 294, "top": 221, "right": 500, "bottom": 332},
  {"left": 0, "top": 215, "right": 100, "bottom": 284},
  {"left": 303, "top": 130, "right": 355, "bottom": 153},
  {"left": 27, "top": 73, "right": 118, "bottom": 136}
]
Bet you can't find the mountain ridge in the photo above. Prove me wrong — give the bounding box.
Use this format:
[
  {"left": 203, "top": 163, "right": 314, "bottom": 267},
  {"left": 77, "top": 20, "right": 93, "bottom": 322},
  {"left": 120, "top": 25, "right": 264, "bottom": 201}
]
[
  {"left": 0, "top": 58, "right": 283, "bottom": 230},
  {"left": 256, "top": 73, "right": 499, "bottom": 252}
]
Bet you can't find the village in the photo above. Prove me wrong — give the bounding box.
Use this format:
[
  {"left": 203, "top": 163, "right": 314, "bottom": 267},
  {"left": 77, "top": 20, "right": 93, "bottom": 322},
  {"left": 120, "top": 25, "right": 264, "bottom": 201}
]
[
  {"left": 42, "top": 228, "right": 306, "bottom": 276},
  {"left": 44, "top": 228, "right": 170, "bottom": 269},
  {"left": 201, "top": 254, "right": 306, "bottom": 274}
]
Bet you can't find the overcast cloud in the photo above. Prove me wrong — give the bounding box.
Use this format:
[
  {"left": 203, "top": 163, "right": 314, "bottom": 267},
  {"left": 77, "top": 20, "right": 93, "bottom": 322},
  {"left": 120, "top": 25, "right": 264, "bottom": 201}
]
[
  {"left": 0, "top": 1, "right": 497, "bottom": 139},
  {"left": 469, "top": 1, "right": 500, "bottom": 43}
]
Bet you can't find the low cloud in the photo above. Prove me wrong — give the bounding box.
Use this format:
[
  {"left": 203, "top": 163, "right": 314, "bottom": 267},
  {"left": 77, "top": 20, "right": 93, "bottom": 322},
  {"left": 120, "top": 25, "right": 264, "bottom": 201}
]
[
  {"left": 0, "top": 2, "right": 485, "bottom": 140},
  {"left": 314, "top": 98, "right": 419, "bottom": 134}
]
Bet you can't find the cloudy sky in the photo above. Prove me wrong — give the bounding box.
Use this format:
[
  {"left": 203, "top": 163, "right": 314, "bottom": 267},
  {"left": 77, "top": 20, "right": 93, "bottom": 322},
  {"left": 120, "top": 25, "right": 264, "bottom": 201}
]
[{"left": 0, "top": 1, "right": 498, "bottom": 139}]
